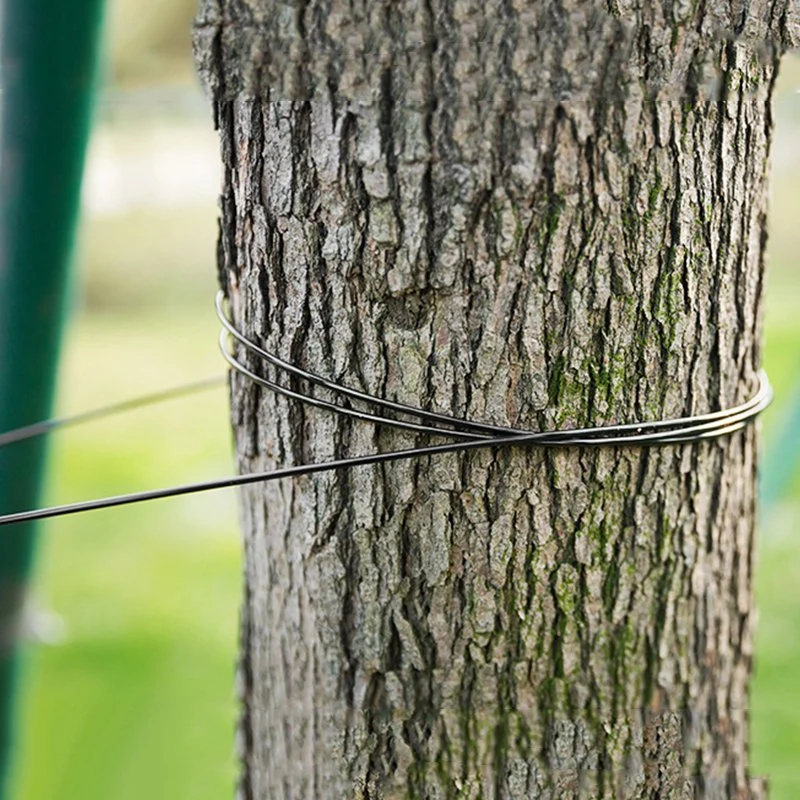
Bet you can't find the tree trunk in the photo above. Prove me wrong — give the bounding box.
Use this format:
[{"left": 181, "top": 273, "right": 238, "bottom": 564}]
[{"left": 195, "top": 3, "right": 798, "bottom": 797}]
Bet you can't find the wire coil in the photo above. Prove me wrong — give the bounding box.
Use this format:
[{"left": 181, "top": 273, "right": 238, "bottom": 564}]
[
  {"left": 0, "top": 292, "right": 773, "bottom": 527},
  {"left": 217, "top": 291, "right": 772, "bottom": 448}
]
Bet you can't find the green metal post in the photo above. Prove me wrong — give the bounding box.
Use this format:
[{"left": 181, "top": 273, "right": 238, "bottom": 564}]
[{"left": 0, "top": 0, "right": 105, "bottom": 792}]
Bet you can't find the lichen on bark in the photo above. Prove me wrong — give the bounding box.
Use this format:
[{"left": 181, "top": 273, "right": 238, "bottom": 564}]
[{"left": 195, "top": 2, "right": 795, "bottom": 797}]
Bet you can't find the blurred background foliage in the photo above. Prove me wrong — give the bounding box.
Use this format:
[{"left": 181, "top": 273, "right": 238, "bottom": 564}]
[
  {"left": 5, "top": 0, "right": 800, "bottom": 797},
  {"left": 106, "top": 0, "right": 199, "bottom": 87},
  {"left": 10, "top": 1, "right": 240, "bottom": 798}
]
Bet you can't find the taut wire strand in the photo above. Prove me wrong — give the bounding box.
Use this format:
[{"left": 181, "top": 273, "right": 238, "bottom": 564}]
[{"left": 0, "top": 376, "right": 226, "bottom": 448}]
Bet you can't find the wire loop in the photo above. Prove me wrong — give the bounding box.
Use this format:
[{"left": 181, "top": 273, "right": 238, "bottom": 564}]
[
  {"left": 217, "top": 291, "right": 772, "bottom": 447},
  {"left": 0, "top": 291, "right": 772, "bottom": 527}
]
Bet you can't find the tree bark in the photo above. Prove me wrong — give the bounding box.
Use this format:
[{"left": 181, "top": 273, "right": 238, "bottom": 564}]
[{"left": 195, "top": 2, "right": 797, "bottom": 797}]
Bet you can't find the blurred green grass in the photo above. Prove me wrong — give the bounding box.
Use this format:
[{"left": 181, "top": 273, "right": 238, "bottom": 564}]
[
  {"left": 10, "top": 304, "right": 241, "bottom": 800},
  {"left": 754, "top": 66, "right": 800, "bottom": 797},
  {"left": 4, "top": 25, "right": 800, "bottom": 800}
]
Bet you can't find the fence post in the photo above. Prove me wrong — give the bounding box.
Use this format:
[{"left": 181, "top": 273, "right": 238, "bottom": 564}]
[{"left": 0, "top": 0, "right": 105, "bottom": 791}]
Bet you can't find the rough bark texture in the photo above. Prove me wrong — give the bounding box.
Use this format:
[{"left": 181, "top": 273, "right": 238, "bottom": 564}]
[{"left": 195, "top": 2, "right": 796, "bottom": 797}]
